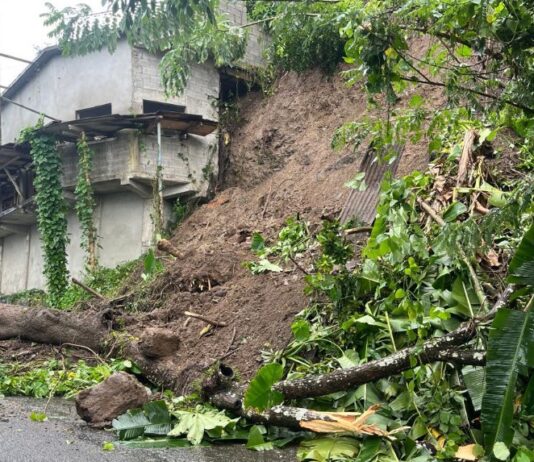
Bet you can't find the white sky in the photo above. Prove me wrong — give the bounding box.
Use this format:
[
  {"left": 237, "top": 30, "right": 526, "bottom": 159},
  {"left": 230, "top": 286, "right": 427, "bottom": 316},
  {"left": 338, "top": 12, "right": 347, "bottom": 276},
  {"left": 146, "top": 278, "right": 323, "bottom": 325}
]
[{"left": 0, "top": 0, "right": 102, "bottom": 88}]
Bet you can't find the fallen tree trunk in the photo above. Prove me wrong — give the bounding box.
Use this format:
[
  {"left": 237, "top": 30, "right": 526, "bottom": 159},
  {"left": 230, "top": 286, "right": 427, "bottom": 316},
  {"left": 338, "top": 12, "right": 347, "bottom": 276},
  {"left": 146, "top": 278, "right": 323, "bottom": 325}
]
[
  {"left": 274, "top": 323, "right": 478, "bottom": 399},
  {"left": 0, "top": 303, "right": 186, "bottom": 391},
  {"left": 273, "top": 287, "right": 513, "bottom": 400},
  {"left": 210, "top": 388, "right": 390, "bottom": 435},
  {"left": 0, "top": 304, "right": 107, "bottom": 351}
]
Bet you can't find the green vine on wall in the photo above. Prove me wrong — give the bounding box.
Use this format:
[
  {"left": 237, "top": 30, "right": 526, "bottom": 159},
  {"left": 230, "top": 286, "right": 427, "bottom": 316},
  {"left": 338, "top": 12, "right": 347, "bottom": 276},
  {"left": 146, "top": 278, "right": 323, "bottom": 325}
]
[
  {"left": 19, "top": 122, "right": 69, "bottom": 306},
  {"left": 75, "top": 132, "right": 98, "bottom": 271}
]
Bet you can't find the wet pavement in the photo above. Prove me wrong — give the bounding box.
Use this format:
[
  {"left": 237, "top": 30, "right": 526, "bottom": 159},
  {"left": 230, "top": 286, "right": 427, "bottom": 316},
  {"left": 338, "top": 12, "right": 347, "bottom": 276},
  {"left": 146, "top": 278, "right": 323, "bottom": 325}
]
[{"left": 0, "top": 397, "right": 296, "bottom": 462}]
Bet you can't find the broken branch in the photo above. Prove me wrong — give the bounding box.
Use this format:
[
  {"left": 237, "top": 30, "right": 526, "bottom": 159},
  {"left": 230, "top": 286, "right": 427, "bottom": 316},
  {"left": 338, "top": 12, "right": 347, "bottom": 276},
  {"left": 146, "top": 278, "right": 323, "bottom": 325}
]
[
  {"left": 157, "top": 239, "right": 183, "bottom": 259},
  {"left": 184, "top": 311, "right": 227, "bottom": 327},
  {"left": 71, "top": 277, "right": 106, "bottom": 301},
  {"left": 272, "top": 285, "right": 510, "bottom": 400},
  {"left": 345, "top": 226, "right": 373, "bottom": 235},
  {"left": 456, "top": 130, "right": 478, "bottom": 187}
]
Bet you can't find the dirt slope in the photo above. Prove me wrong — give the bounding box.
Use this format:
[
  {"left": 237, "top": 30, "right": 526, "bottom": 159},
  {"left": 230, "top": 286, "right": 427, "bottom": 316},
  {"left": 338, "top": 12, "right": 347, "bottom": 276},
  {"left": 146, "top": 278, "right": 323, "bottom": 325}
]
[
  {"left": 135, "top": 70, "right": 368, "bottom": 392},
  {"left": 132, "top": 68, "right": 441, "bottom": 392}
]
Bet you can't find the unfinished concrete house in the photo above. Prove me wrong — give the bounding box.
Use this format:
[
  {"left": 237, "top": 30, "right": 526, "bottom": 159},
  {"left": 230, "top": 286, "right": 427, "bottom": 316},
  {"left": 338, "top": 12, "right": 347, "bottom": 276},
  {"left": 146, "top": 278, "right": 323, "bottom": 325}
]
[{"left": 0, "top": 2, "right": 266, "bottom": 294}]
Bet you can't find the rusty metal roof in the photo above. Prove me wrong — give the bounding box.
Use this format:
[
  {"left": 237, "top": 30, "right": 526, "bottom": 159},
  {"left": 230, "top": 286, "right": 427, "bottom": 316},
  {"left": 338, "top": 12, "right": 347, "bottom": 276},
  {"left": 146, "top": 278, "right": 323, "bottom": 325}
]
[
  {"left": 339, "top": 145, "right": 402, "bottom": 224},
  {"left": 37, "top": 111, "right": 217, "bottom": 142}
]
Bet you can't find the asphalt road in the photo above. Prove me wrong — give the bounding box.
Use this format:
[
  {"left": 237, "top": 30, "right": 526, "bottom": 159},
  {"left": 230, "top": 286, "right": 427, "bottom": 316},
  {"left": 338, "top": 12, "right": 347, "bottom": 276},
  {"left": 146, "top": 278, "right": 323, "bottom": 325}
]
[{"left": 0, "top": 397, "right": 296, "bottom": 462}]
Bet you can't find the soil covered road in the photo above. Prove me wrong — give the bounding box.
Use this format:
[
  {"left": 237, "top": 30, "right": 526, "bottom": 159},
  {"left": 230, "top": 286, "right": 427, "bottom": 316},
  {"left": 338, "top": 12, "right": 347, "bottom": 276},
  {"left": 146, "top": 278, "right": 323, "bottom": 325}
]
[{"left": 0, "top": 397, "right": 295, "bottom": 462}]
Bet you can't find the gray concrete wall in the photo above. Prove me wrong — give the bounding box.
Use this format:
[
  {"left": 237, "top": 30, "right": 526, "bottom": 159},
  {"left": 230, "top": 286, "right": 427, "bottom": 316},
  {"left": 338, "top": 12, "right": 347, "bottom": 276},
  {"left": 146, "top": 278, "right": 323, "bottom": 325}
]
[
  {"left": 1, "top": 41, "right": 134, "bottom": 143},
  {"left": 131, "top": 49, "right": 220, "bottom": 120},
  {"left": 0, "top": 191, "right": 153, "bottom": 294},
  {"left": 220, "top": 0, "right": 270, "bottom": 68}
]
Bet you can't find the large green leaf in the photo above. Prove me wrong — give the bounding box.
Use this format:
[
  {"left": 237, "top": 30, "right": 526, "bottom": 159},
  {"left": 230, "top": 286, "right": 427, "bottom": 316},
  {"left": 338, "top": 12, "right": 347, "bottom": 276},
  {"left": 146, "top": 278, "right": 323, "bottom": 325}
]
[
  {"left": 244, "top": 363, "right": 284, "bottom": 411},
  {"left": 297, "top": 436, "right": 359, "bottom": 462},
  {"left": 462, "top": 366, "right": 485, "bottom": 412},
  {"left": 169, "top": 409, "right": 235, "bottom": 445},
  {"left": 246, "top": 425, "right": 274, "bottom": 451},
  {"left": 112, "top": 400, "right": 171, "bottom": 440},
  {"left": 481, "top": 309, "right": 534, "bottom": 452},
  {"left": 508, "top": 224, "right": 534, "bottom": 286},
  {"left": 112, "top": 409, "right": 151, "bottom": 440}
]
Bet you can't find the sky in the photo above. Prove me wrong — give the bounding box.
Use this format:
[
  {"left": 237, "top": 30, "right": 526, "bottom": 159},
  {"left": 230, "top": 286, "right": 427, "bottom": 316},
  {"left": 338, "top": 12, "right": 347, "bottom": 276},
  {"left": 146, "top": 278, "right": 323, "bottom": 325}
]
[{"left": 0, "top": 0, "right": 102, "bottom": 89}]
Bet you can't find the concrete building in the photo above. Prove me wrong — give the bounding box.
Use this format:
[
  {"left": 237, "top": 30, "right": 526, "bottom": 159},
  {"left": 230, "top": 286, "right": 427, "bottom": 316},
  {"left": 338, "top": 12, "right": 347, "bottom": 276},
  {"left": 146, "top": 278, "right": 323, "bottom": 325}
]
[{"left": 0, "top": 2, "right": 267, "bottom": 294}]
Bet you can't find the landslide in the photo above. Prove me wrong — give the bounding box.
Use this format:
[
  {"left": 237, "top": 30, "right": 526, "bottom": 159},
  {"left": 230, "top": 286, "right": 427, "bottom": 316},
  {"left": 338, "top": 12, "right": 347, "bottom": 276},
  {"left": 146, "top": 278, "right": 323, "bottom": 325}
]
[{"left": 124, "top": 67, "right": 441, "bottom": 392}]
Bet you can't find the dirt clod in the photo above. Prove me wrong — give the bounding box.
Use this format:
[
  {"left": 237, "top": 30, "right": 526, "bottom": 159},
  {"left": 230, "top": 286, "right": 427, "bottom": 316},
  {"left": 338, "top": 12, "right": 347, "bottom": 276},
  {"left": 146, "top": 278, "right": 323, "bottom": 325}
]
[{"left": 75, "top": 372, "right": 149, "bottom": 427}]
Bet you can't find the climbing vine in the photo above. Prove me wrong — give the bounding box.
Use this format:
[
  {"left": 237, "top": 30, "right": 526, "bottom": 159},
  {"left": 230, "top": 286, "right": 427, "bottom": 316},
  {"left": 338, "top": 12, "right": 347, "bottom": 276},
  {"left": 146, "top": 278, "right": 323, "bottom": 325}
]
[
  {"left": 75, "top": 132, "right": 98, "bottom": 271},
  {"left": 19, "top": 122, "right": 69, "bottom": 306}
]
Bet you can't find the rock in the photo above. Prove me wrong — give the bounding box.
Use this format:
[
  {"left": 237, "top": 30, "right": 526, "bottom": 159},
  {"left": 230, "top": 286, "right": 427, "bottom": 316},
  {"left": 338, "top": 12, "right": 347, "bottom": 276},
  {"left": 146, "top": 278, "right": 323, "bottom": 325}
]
[{"left": 75, "top": 372, "right": 149, "bottom": 427}]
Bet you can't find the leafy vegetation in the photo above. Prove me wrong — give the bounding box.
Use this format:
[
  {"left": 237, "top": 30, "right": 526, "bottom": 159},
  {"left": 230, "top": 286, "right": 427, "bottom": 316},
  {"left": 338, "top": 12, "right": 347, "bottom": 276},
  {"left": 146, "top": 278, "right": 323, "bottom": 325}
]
[
  {"left": 0, "top": 359, "right": 139, "bottom": 399},
  {"left": 248, "top": 0, "right": 345, "bottom": 74},
  {"left": 1, "top": 258, "right": 140, "bottom": 310},
  {"left": 19, "top": 123, "right": 69, "bottom": 306},
  {"left": 75, "top": 132, "right": 98, "bottom": 271},
  {"left": 112, "top": 399, "right": 303, "bottom": 449},
  {"left": 42, "top": 0, "right": 246, "bottom": 96},
  {"left": 244, "top": 169, "right": 533, "bottom": 460},
  {"left": 481, "top": 224, "right": 534, "bottom": 458}
]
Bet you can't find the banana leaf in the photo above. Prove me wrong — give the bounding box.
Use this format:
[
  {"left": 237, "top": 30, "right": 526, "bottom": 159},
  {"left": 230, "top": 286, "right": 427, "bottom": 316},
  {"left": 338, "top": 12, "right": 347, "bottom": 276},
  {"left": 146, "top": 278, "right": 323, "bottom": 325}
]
[
  {"left": 481, "top": 308, "right": 534, "bottom": 453},
  {"left": 508, "top": 224, "right": 534, "bottom": 286}
]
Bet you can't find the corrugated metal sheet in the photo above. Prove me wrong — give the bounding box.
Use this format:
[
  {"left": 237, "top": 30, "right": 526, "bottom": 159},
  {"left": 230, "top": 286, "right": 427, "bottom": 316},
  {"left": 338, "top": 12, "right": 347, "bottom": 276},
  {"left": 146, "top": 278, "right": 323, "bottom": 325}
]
[
  {"left": 39, "top": 111, "right": 217, "bottom": 142},
  {"left": 339, "top": 145, "right": 402, "bottom": 224}
]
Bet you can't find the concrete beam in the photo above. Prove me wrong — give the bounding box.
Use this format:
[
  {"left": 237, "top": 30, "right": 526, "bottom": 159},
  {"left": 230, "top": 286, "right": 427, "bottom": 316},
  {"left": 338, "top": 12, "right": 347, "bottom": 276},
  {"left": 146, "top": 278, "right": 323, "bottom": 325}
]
[
  {"left": 0, "top": 224, "right": 29, "bottom": 235},
  {"left": 121, "top": 179, "right": 152, "bottom": 199},
  {"left": 162, "top": 184, "right": 197, "bottom": 199}
]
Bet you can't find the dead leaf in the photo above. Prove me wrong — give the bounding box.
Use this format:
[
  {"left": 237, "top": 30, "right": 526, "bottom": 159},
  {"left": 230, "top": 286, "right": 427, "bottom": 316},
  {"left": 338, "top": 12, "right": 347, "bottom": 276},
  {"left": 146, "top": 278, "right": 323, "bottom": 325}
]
[
  {"left": 482, "top": 248, "right": 500, "bottom": 267},
  {"left": 199, "top": 324, "right": 212, "bottom": 337},
  {"left": 455, "top": 444, "right": 479, "bottom": 461}
]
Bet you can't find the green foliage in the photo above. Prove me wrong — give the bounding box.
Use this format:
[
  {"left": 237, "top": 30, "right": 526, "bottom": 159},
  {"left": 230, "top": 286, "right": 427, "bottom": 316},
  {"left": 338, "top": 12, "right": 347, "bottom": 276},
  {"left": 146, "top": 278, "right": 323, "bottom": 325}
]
[
  {"left": 101, "top": 442, "right": 115, "bottom": 451},
  {"left": 253, "top": 170, "right": 533, "bottom": 459},
  {"left": 244, "top": 363, "right": 284, "bottom": 411},
  {"left": 43, "top": 0, "right": 246, "bottom": 96},
  {"left": 75, "top": 132, "right": 97, "bottom": 271},
  {"left": 1, "top": 258, "right": 137, "bottom": 310},
  {"left": 19, "top": 124, "right": 68, "bottom": 306},
  {"left": 0, "top": 289, "right": 48, "bottom": 307},
  {"left": 297, "top": 436, "right": 359, "bottom": 462},
  {"left": 169, "top": 408, "right": 236, "bottom": 445},
  {"left": 142, "top": 249, "right": 164, "bottom": 282},
  {"left": 171, "top": 199, "right": 189, "bottom": 227},
  {"left": 0, "top": 359, "right": 138, "bottom": 398},
  {"left": 481, "top": 224, "right": 534, "bottom": 456},
  {"left": 508, "top": 224, "right": 534, "bottom": 286},
  {"left": 481, "top": 307, "right": 534, "bottom": 453},
  {"left": 113, "top": 400, "right": 237, "bottom": 446},
  {"left": 264, "top": 1, "right": 345, "bottom": 74},
  {"left": 30, "top": 411, "right": 48, "bottom": 422},
  {"left": 245, "top": 216, "right": 310, "bottom": 274}
]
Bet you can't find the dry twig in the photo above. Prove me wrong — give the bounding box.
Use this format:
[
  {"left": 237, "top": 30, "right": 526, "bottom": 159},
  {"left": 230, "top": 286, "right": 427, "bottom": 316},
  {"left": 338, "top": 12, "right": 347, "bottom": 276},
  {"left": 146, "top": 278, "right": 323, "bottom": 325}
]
[{"left": 184, "top": 311, "right": 227, "bottom": 327}]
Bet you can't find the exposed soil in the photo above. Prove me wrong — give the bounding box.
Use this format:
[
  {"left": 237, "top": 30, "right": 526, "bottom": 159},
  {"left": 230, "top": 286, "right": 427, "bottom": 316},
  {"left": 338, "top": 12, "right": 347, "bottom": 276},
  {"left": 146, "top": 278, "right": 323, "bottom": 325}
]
[
  {"left": 2, "top": 65, "right": 443, "bottom": 392},
  {"left": 122, "top": 67, "right": 443, "bottom": 392}
]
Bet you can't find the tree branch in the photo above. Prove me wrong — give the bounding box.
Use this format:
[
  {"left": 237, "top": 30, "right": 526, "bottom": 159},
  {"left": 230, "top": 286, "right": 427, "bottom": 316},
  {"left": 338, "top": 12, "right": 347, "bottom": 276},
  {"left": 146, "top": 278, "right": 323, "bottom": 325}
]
[{"left": 400, "top": 76, "right": 533, "bottom": 113}]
